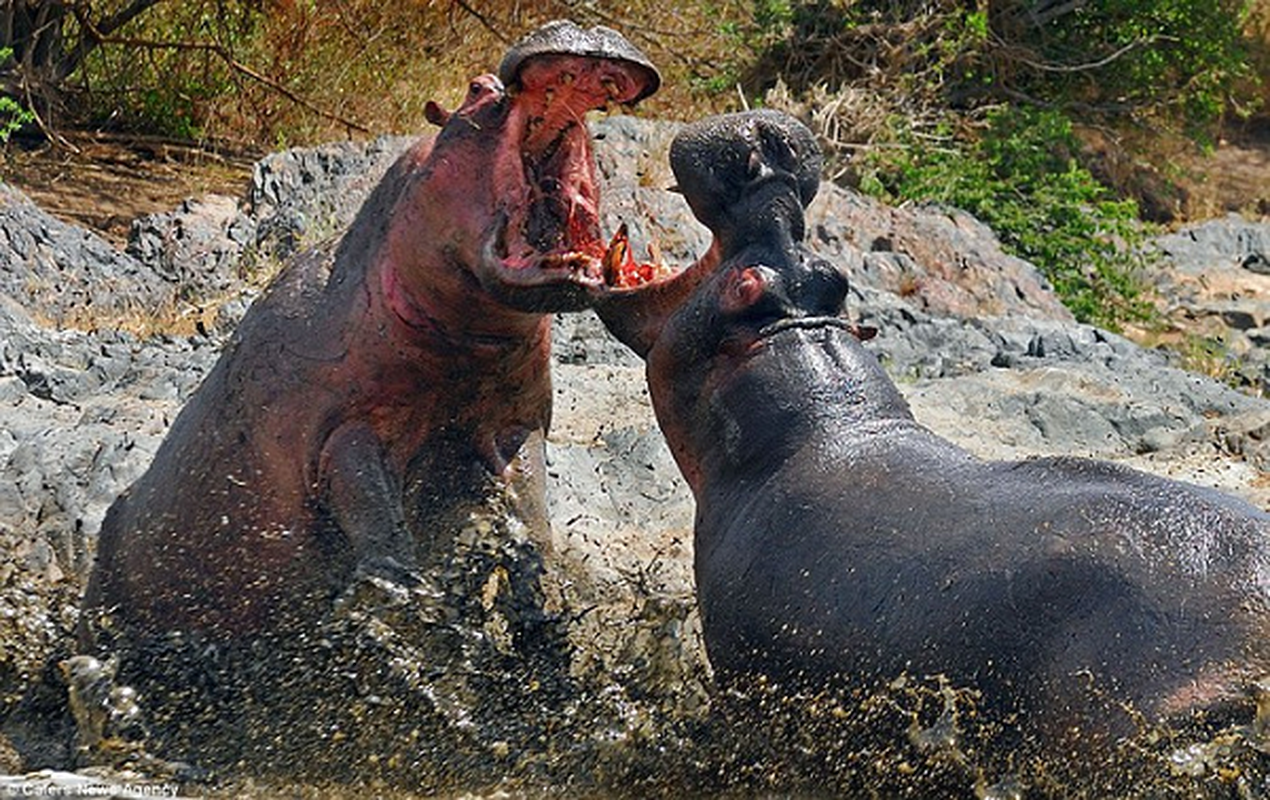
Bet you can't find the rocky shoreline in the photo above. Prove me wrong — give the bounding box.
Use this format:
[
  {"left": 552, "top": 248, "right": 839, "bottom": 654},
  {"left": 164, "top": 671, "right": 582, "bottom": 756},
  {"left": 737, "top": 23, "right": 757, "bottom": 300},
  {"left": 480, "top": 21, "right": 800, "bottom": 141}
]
[{"left": 1, "top": 115, "right": 1268, "bottom": 794}]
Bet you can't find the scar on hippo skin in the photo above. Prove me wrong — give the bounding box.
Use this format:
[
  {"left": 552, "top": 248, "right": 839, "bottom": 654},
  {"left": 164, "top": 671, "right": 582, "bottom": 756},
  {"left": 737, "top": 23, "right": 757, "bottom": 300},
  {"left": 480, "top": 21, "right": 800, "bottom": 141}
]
[
  {"left": 79, "top": 21, "right": 660, "bottom": 645},
  {"left": 606, "top": 109, "right": 1270, "bottom": 754}
]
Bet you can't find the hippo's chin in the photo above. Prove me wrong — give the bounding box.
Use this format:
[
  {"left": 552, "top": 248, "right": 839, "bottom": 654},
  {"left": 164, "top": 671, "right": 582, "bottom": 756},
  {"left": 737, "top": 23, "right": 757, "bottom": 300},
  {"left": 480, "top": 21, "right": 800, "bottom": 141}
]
[
  {"left": 705, "top": 317, "right": 873, "bottom": 380},
  {"left": 758, "top": 315, "right": 879, "bottom": 344}
]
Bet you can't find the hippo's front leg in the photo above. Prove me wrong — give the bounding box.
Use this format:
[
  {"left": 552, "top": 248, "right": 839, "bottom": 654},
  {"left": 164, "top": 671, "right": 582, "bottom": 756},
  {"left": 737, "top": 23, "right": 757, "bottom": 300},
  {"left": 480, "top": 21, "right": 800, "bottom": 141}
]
[{"left": 320, "top": 421, "right": 422, "bottom": 585}]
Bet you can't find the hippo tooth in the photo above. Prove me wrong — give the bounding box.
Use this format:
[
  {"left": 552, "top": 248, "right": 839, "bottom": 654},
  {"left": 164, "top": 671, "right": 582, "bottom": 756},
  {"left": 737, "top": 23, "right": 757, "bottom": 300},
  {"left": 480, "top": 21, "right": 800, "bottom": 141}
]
[
  {"left": 647, "top": 237, "right": 664, "bottom": 271},
  {"left": 559, "top": 72, "right": 574, "bottom": 85},
  {"left": 602, "top": 223, "right": 630, "bottom": 284}
]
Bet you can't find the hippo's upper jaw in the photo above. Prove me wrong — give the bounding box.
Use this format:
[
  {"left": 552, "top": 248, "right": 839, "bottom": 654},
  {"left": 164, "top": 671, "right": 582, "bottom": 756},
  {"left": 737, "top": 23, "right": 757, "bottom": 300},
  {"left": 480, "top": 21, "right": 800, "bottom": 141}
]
[{"left": 470, "top": 22, "right": 660, "bottom": 312}]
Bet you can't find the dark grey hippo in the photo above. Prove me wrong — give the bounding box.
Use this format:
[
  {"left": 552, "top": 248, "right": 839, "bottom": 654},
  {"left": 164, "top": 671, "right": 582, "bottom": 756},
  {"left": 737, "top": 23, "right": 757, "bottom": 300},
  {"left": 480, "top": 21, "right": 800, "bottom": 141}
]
[
  {"left": 80, "top": 21, "right": 660, "bottom": 642},
  {"left": 599, "top": 110, "right": 1270, "bottom": 752}
]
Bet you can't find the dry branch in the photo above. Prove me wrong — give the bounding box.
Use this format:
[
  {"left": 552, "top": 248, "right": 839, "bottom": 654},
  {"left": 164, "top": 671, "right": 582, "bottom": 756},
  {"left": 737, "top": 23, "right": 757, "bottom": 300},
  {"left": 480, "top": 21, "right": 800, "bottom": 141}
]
[
  {"left": 71, "top": 16, "right": 371, "bottom": 135},
  {"left": 1006, "top": 34, "right": 1175, "bottom": 74}
]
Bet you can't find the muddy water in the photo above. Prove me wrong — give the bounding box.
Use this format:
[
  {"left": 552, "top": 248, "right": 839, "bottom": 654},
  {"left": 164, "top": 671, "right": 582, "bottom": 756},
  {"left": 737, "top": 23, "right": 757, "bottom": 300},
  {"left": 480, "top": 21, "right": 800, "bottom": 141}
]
[
  {"left": 10, "top": 326, "right": 1270, "bottom": 798},
  {"left": 55, "top": 493, "right": 1270, "bottom": 800},
  {"left": 20, "top": 467, "right": 1270, "bottom": 795}
]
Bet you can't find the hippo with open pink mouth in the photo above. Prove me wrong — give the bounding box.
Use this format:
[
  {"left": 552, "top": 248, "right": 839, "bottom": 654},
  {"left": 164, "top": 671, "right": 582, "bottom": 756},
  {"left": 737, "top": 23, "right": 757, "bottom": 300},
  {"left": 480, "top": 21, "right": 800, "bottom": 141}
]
[
  {"left": 80, "top": 21, "right": 660, "bottom": 642},
  {"left": 602, "top": 110, "right": 1270, "bottom": 753}
]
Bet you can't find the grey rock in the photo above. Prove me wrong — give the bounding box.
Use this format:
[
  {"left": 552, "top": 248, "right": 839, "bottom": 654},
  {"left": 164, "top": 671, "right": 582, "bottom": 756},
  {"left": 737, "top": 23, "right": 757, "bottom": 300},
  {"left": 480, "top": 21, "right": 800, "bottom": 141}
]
[
  {"left": 809, "top": 193, "right": 1073, "bottom": 321},
  {"left": 126, "top": 194, "right": 249, "bottom": 296},
  {"left": 0, "top": 185, "right": 174, "bottom": 327},
  {"left": 1190, "top": 299, "right": 1269, "bottom": 331},
  {"left": 246, "top": 135, "right": 414, "bottom": 260},
  {"left": 1152, "top": 213, "right": 1270, "bottom": 274},
  {"left": 1248, "top": 326, "right": 1270, "bottom": 347},
  {"left": 1244, "top": 251, "right": 1270, "bottom": 275},
  {"left": 851, "top": 288, "right": 1261, "bottom": 463}
]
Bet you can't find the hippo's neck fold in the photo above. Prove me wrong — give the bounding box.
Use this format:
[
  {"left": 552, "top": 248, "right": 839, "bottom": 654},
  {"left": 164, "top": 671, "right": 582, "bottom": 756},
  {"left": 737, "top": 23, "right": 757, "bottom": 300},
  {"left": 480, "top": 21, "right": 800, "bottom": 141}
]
[{"left": 694, "top": 329, "right": 913, "bottom": 491}]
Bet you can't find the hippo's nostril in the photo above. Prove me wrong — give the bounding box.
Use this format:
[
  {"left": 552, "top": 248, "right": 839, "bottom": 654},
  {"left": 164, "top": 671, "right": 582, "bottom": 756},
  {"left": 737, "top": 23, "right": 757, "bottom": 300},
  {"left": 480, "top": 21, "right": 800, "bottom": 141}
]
[{"left": 721, "top": 266, "right": 772, "bottom": 315}]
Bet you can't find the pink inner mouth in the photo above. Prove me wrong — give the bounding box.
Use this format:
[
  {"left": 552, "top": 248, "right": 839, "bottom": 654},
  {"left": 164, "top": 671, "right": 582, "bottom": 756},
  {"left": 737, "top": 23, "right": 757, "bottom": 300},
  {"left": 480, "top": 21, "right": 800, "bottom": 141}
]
[{"left": 489, "top": 54, "right": 669, "bottom": 291}]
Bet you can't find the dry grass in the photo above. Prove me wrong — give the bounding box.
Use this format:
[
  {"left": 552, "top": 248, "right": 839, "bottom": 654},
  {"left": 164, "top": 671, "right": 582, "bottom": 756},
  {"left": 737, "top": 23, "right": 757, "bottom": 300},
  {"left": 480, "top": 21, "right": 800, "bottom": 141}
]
[{"left": 146, "top": 1, "right": 755, "bottom": 146}]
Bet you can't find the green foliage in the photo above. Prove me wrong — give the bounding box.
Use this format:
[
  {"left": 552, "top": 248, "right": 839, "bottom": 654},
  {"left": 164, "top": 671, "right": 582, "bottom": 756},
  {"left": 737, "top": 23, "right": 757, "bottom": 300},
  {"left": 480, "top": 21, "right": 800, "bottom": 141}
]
[
  {"left": 0, "top": 48, "right": 34, "bottom": 143},
  {"left": 74, "top": 2, "right": 258, "bottom": 139},
  {"left": 740, "top": 0, "right": 1260, "bottom": 325},
  {"left": 860, "top": 107, "right": 1154, "bottom": 329},
  {"left": 1171, "top": 332, "right": 1244, "bottom": 389},
  {"left": 1021, "top": 0, "right": 1256, "bottom": 132},
  {"left": 741, "top": 0, "right": 1258, "bottom": 130},
  {"left": 752, "top": 0, "right": 793, "bottom": 34},
  {"left": 62, "top": 1, "right": 752, "bottom": 145}
]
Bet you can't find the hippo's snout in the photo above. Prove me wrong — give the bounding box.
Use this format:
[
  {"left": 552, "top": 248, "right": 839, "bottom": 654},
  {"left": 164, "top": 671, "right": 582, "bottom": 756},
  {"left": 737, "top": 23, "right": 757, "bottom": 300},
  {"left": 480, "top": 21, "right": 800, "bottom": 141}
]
[
  {"left": 667, "top": 108, "right": 843, "bottom": 326},
  {"left": 787, "top": 255, "right": 850, "bottom": 319},
  {"left": 455, "top": 21, "right": 661, "bottom": 312},
  {"left": 670, "top": 109, "right": 822, "bottom": 238},
  {"left": 499, "top": 20, "right": 660, "bottom": 104},
  {"left": 720, "top": 254, "right": 849, "bottom": 328}
]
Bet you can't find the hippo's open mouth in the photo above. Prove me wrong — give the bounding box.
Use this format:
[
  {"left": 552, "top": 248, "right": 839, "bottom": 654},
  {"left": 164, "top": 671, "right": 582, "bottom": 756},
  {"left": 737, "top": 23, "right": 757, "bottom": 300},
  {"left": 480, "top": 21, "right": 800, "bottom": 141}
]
[
  {"left": 478, "top": 24, "right": 666, "bottom": 307},
  {"left": 759, "top": 315, "right": 878, "bottom": 343}
]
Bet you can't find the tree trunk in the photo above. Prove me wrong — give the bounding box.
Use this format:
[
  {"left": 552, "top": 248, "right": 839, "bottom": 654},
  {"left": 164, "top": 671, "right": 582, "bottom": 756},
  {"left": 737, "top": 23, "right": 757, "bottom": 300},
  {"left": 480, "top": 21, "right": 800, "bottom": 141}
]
[
  {"left": 3, "top": 1, "right": 71, "bottom": 77},
  {"left": 1, "top": 0, "right": 166, "bottom": 115},
  {"left": 2, "top": 0, "right": 72, "bottom": 115}
]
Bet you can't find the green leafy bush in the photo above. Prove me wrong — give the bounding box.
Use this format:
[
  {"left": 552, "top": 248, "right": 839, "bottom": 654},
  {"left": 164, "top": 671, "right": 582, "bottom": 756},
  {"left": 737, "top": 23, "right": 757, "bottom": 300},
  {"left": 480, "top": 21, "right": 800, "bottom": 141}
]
[
  {"left": 740, "top": 0, "right": 1259, "bottom": 131},
  {"left": 1015, "top": 0, "right": 1256, "bottom": 131},
  {"left": 0, "top": 48, "right": 33, "bottom": 143},
  {"left": 744, "top": 0, "right": 1263, "bottom": 325},
  {"left": 73, "top": 2, "right": 260, "bottom": 140},
  {"left": 859, "top": 107, "right": 1153, "bottom": 329}
]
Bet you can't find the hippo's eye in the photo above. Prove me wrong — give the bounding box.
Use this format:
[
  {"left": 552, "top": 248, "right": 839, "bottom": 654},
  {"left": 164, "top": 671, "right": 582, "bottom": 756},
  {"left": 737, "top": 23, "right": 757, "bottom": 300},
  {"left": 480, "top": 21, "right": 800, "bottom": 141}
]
[{"left": 468, "top": 81, "right": 483, "bottom": 99}]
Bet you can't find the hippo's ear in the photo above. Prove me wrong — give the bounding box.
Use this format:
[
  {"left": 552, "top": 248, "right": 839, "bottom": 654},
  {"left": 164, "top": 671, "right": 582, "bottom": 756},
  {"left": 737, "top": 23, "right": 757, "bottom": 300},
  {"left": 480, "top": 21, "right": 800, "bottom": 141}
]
[{"left": 424, "top": 101, "right": 451, "bottom": 128}]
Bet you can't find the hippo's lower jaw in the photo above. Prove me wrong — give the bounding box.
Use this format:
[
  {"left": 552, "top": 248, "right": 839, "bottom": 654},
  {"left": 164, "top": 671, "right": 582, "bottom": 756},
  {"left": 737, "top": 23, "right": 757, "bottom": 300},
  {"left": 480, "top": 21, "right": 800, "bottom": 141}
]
[
  {"left": 478, "top": 214, "right": 678, "bottom": 312},
  {"left": 476, "top": 212, "right": 605, "bottom": 312}
]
